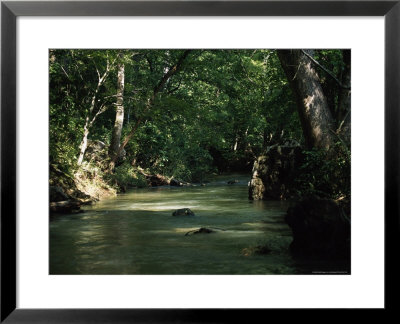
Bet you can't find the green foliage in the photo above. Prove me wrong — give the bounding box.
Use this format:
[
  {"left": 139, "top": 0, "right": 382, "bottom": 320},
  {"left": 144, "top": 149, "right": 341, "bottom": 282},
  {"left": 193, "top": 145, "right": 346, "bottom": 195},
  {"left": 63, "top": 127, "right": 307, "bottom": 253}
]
[
  {"left": 313, "top": 49, "right": 347, "bottom": 123},
  {"left": 131, "top": 121, "right": 216, "bottom": 182},
  {"left": 295, "top": 143, "right": 351, "bottom": 199},
  {"left": 107, "top": 163, "right": 148, "bottom": 190},
  {"left": 49, "top": 49, "right": 119, "bottom": 177},
  {"left": 166, "top": 145, "right": 215, "bottom": 183},
  {"left": 49, "top": 49, "right": 350, "bottom": 201}
]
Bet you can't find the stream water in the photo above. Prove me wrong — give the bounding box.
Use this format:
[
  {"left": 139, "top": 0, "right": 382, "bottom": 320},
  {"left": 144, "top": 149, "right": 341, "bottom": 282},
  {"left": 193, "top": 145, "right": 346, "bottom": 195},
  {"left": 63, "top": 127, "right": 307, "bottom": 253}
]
[{"left": 50, "top": 174, "right": 301, "bottom": 274}]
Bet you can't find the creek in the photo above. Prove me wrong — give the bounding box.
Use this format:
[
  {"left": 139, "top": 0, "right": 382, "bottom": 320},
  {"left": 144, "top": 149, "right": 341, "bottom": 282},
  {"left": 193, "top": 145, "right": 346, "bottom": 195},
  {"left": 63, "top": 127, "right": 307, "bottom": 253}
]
[{"left": 50, "top": 174, "right": 299, "bottom": 274}]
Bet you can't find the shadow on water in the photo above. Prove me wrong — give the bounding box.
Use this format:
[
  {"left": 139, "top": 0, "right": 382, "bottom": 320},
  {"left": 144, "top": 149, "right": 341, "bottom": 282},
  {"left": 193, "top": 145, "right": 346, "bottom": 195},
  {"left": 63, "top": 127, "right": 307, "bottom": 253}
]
[{"left": 50, "top": 175, "right": 349, "bottom": 275}]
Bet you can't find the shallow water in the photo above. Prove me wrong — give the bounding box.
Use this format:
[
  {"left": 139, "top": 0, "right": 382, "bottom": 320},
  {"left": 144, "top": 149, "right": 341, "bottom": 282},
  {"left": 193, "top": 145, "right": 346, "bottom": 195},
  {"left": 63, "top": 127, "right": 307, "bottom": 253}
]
[{"left": 50, "top": 174, "right": 299, "bottom": 274}]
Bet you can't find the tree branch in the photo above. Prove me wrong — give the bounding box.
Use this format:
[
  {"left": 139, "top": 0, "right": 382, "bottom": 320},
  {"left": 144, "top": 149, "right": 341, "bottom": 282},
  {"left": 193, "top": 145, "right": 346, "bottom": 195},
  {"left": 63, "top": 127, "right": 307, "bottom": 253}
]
[
  {"left": 167, "top": 77, "right": 183, "bottom": 94},
  {"left": 110, "top": 50, "right": 192, "bottom": 168},
  {"left": 60, "top": 65, "right": 70, "bottom": 80},
  {"left": 301, "top": 50, "right": 350, "bottom": 90}
]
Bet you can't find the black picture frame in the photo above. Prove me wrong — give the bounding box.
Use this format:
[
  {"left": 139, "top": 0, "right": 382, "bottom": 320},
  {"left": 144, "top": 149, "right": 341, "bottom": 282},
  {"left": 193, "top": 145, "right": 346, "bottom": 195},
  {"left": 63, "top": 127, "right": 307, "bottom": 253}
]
[{"left": 1, "top": 0, "right": 398, "bottom": 322}]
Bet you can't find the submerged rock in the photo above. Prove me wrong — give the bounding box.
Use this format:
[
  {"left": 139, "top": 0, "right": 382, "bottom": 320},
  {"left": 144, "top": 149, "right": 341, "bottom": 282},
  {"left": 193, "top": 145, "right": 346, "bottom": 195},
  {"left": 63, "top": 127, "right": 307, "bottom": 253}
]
[
  {"left": 172, "top": 208, "right": 195, "bottom": 216},
  {"left": 241, "top": 245, "right": 272, "bottom": 256},
  {"left": 185, "top": 227, "right": 215, "bottom": 236},
  {"left": 227, "top": 180, "right": 239, "bottom": 184},
  {"left": 285, "top": 196, "right": 350, "bottom": 258}
]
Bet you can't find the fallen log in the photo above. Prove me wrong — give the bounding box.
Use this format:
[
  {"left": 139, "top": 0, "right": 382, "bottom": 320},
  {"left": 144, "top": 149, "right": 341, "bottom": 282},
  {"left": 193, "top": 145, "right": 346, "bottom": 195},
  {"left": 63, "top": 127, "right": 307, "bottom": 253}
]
[
  {"left": 146, "top": 174, "right": 170, "bottom": 187},
  {"left": 137, "top": 168, "right": 170, "bottom": 187}
]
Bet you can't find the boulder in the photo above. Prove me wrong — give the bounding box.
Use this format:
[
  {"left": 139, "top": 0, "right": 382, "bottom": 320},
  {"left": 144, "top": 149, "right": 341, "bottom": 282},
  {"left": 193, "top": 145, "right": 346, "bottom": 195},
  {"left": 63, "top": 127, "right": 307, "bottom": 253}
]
[
  {"left": 49, "top": 186, "right": 92, "bottom": 214},
  {"left": 248, "top": 144, "right": 303, "bottom": 200},
  {"left": 49, "top": 186, "right": 70, "bottom": 202},
  {"left": 71, "top": 189, "right": 92, "bottom": 201},
  {"left": 85, "top": 140, "right": 107, "bottom": 157},
  {"left": 285, "top": 196, "right": 350, "bottom": 258},
  {"left": 86, "top": 140, "right": 127, "bottom": 165},
  {"left": 172, "top": 208, "right": 195, "bottom": 216},
  {"left": 87, "top": 140, "right": 106, "bottom": 152},
  {"left": 170, "top": 178, "right": 190, "bottom": 186}
]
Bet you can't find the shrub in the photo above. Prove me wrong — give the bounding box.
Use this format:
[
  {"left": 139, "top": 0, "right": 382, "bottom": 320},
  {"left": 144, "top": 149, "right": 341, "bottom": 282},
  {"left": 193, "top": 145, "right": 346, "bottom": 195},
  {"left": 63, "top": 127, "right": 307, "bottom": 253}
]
[
  {"left": 295, "top": 143, "right": 350, "bottom": 200},
  {"left": 108, "top": 163, "right": 148, "bottom": 190}
]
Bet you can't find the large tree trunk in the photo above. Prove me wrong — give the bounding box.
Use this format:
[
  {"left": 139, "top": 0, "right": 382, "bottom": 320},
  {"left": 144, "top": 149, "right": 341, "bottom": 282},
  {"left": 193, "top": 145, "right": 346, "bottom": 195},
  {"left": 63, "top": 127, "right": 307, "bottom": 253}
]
[
  {"left": 277, "top": 49, "right": 336, "bottom": 150},
  {"left": 109, "top": 61, "right": 125, "bottom": 163}
]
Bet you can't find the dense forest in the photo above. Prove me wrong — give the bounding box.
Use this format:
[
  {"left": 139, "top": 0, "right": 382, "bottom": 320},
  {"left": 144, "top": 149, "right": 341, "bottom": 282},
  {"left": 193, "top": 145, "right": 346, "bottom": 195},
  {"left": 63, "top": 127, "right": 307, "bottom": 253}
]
[
  {"left": 50, "top": 49, "right": 349, "bottom": 199},
  {"left": 50, "top": 49, "right": 351, "bottom": 273}
]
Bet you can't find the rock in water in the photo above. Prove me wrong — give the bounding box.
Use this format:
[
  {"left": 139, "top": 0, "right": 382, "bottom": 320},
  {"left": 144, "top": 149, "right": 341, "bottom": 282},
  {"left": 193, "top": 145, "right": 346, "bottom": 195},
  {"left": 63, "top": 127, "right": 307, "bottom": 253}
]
[
  {"left": 170, "top": 178, "right": 183, "bottom": 186},
  {"left": 170, "top": 178, "right": 190, "bottom": 186},
  {"left": 285, "top": 196, "right": 350, "bottom": 258},
  {"left": 248, "top": 144, "right": 303, "bottom": 200},
  {"left": 172, "top": 208, "right": 195, "bottom": 216},
  {"left": 185, "top": 227, "right": 215, "bottom": 236},
  {"left": 227, "top": 180, "right": 239, "bottom": 184}
]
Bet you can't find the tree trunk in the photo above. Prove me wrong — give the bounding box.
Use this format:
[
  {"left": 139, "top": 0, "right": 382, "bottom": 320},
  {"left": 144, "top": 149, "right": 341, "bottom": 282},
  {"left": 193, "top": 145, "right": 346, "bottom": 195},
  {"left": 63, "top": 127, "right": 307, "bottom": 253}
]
[
  {"left": 109, "top": 61, "right": 125, "bottom": 163},
  {"left": 77, "top": 55, "right": 115, "bottom": 165},
  {"left": 109, "top": 50, "right": 191, "bottom": 169},
  {"left": 77, "top": 123, "right": 90, "bottom": 165},
  {"left": 277, "top": 49, "right": 336, "bottom": 150}
]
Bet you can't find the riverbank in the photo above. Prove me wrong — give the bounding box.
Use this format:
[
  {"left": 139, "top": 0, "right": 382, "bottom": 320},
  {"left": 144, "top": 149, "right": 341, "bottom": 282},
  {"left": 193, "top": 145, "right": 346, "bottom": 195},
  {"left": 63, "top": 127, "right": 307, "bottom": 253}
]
[
  {"left": 50, "top": 162, "right": 117, "bottom": 214},
  {"left": 49, "top": 160, "right": 244, "bottom": 215}
]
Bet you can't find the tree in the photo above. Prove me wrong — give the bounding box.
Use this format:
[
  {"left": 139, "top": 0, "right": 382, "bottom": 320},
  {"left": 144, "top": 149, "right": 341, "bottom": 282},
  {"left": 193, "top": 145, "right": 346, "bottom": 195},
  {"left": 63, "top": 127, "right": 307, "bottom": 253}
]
[
  {"left": 109, "top": 50, "right": 192, "bottom": 170},
  {"left": 277, "top": 49, "right": 336, "bottom": 150},
  {"left": 49, "top": 49, "right": 350, "bottom": 196},
  {"left": 109, "top": 55, "right": 125, "bottom": 162},
  {"left": 277, "top": 49, "right": 351, "bottom": 199},
  {"left": 337, "top": 49, "right": 351, "bottom": 144},
  {"left": 77, "top": 51, "right": 117, "bottom": 165}
]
